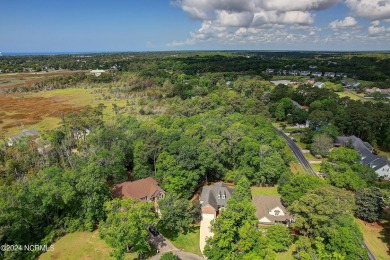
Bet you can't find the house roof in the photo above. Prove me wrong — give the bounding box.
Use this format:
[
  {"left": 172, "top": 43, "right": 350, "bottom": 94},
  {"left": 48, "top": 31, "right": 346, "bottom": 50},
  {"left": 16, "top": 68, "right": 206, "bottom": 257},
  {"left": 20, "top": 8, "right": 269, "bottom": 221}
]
[
  {"left": 252, "top": 195, "right": 291, "bottom": 223},
  {"left": 112, "top": 177, "right": 164, "bottom": 200},
  {"left": 90, "top": 69, "right": 106, "bottom": 73},
  {"left": 336, "top": 136, "right": 389, "bottom": 170},
  {"left": 313, "top": 82, "right": 324, "bottom": 87},
  {"left": 9, "top": 129, "right": 40, "bottom": 141},
  {"left": 200, "top": 182, "right": 234, "bottom": 211},
  {"left": 335, "top": 136, "right": 373, "bottom": 154}
]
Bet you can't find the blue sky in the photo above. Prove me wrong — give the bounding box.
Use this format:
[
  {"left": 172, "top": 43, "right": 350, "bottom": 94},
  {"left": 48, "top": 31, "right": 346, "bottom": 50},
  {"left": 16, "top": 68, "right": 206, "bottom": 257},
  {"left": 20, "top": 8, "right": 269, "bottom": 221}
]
[{"left": 1, "top": 0, "right": 390, "bottom": 52}]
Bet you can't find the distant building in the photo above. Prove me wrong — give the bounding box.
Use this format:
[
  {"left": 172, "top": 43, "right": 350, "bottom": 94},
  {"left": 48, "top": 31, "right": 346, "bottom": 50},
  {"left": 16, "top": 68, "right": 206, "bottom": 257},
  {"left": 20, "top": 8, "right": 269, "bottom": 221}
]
[
  {"left": 309, "top": 65, "right": 317, "bottom": 69},
  {"left": 313, "top": 82, "right": 325, "bottom": 88},
  {"left": 266, "top": 68, "right": 275, "bottom": 73},
  {"left": 365, "top": 87, "right": 390, "bottom": 95},
  {"left": 312, "top": 71, "right": 322, "bottom": 77},
  {"left": 335, "top": 136, "right": 390, "bottom": 180},
  {"left": 289, "top": 70, "right": 299, "bottom": 76},
  {"left": 324, "top": 72, "right": 335, "bottom": 78},
  {"left": 270, "top": 80, "right": 294, "bottom": 86},
  {"left": 342, "top": 80, "right": 361, "bottom": 88},
  {"left": 8, "top": 129, "right": 40, "bottom": 146},
  {"left": 300, "top": 71, "right": 311, "bottom": 76},
  {"left": 335, "top": 72, "right": 347, "bottom": 78},
  {"left": 90, "top": 69, "right": 106, "bottom": 77},
  {"left": 252, "top": 195, "right": 293, "bottom": 225}
]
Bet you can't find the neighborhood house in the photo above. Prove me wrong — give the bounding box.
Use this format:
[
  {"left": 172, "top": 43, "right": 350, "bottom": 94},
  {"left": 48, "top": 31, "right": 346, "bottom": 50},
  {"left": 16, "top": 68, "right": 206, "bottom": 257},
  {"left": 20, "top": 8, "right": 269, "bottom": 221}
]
[
  {"left": 200, "top": 182, "right": 234, "bottom": 217},
  {"left": 335, "top": 136, "right": 390, "bottom": 180},
  {"left": 112, "top": 177, "right": 165, "bottom": 202},
  {"left": 8, "top": 129, "right": 40, "bottom": 146},
  {"left": 252, "top": 195, "right": 292, "bottom": 225},
  {"left": 90, "top": 69, "right": 106, "bottom": 76}
]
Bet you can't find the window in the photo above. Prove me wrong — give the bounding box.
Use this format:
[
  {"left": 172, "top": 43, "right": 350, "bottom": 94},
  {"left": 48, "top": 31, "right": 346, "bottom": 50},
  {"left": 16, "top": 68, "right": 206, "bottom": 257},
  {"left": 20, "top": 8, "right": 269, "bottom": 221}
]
[
  {"left": 222, "top": 194, "right": 226, "bottom": 199},
  {"left": 217, "top": 194, "right": 221, "bottom": 199},
  {"left": 274, "top": 210, "right": 280, "bottom": 216},
  {"left": 140, "top": 196, "right": 147, "bottom": 201}
]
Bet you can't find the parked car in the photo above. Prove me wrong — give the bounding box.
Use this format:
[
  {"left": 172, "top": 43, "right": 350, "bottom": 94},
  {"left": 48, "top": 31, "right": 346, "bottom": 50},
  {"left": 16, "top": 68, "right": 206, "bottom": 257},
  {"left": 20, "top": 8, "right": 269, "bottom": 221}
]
[{"left": 149, "top": 226, "right": 159, "bottom": 236}]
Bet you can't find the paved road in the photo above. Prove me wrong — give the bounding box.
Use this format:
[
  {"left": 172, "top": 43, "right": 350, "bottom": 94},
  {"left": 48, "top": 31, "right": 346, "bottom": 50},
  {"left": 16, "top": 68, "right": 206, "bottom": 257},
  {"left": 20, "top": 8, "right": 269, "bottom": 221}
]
[
  {"left": 273, "top": 126, "right": 317, "bottom": 176},
  {"left": 274, "top": 126, "right": 376, "bottom": 260},
  {"left": 148, "top": 234, "right": 205, "bottom": 260}
]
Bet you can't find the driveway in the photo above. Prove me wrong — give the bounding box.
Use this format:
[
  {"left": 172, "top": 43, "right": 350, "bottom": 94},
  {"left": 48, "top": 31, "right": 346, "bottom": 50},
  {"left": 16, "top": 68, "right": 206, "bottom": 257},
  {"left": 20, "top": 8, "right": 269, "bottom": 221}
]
[
  {"left": 148, "top": 234, "right": 204, "bottom": 260},
  {"left": 199, "top": 214, "right": 215, "bottom": 254}
]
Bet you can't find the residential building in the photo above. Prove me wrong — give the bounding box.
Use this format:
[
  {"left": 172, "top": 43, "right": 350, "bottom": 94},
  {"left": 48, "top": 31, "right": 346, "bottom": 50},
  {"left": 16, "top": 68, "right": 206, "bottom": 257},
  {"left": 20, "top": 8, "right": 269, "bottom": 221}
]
[
  {"left": 335, "top": 136, "right": 390, "bottom": 180},
  {"left": 365, "top": 87, "right": 390, "bottom": 95},
  {"left": 200, "top": 182, "right": 234, "bottom": 217},
  {"left": 324, "top": 72, "right": 335, "bottom": 77},
  {"left": 312, "top": 71, "right": 322, "bottom": 77},
  {"left": 90, "top": 69, "right": 106, "bottom": 76},
  {"left": 112, "top": 177, "right": 165, "bottom": 202},
  {"left": 252, "top": 195, "right": 292, "bottom": 225},
  {"left": 289, "top": 70, "right": 300, "bottom": 76},
  {"left": 8, "top": 129, "right": 40, "bottom": 146},
  {"left": 300, "top": 71, "right": 311, "bottom": 76},
  {"left": 313, "top": 82, "right": 325, "bottom": 88},
  {"left": 266, "top": 68, "right": 275, "bottom": 73},
  {"left": 270, "top": 80, "right": 294, "bottom": 86},
  {"left": 199, "top": 182, "right": 234, "bottom": 253}
]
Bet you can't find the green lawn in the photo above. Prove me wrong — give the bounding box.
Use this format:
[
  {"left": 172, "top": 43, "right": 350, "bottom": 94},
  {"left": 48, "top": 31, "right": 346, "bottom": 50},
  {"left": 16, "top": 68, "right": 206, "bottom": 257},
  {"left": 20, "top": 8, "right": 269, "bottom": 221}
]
[
  {"left": 275, "top": 244, "right": 295, "bottom": 260},
  {"left": 337, "top": 91, "right": 364, "bottom": 101},
  {"left": 251, "top": 186, "right": 280, "bottom": 196},
  {"left": 376, "top": 149, "right": 390, "bottom": 160},
  {"left": 311, "top": 163, "right": 322, "bottom": 172},
  {"left": 356, "top": 218, "right": 390, "bottom": 260},
  {"left": 161, "top": 226, "right": 202, "bottom": 257},
  {"left": 39, "top": 231, "right": 155, "bottom": 260}
]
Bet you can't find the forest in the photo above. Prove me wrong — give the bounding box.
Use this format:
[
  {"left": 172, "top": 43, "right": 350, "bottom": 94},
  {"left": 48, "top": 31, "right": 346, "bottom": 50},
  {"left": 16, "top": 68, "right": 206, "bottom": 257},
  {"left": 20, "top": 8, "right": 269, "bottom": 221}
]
[{"left": 0, "top": 51, "right": 389, "bottom": 259}]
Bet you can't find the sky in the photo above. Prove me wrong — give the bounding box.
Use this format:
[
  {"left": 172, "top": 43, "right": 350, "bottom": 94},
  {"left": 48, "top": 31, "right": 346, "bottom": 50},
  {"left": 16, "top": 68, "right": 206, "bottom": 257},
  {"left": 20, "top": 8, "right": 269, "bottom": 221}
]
[{"left": 1, "top": 0, "right": 390, "bottom": 52}]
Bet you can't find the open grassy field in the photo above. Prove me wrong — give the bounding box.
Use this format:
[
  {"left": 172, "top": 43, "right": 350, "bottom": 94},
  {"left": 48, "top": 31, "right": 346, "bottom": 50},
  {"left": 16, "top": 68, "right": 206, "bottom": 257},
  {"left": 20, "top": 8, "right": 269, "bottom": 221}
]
[
  {"left": 356, "top": 218, "right": 390, "bottom": 260},
  {"left": 0, "top": 70, "right": 85, "bottom": 90},
  {"left": 166, "top": 227, "right": 202, "bottom": 257},
  {"left": 290, "top": 161, "right": 305, "bottom": 174},
  {"left": 251, "top": 185, "right": 280, "bottom": 196},
  {"left": 337, "top": 91, "right": 367, "bottom": 101},
  {"left": 39, "top": 231, "right": 151, "bottom": 260},
  {"left": 0, "top": 88, "right": 131, "bottom": 137}
]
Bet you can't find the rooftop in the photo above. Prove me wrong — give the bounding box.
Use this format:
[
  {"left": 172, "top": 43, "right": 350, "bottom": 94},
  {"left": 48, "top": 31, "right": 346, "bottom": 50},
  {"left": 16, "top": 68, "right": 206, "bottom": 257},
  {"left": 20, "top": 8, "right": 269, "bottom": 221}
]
[{"left": 112, "top": 177, "right": 164, "bottom": 200}]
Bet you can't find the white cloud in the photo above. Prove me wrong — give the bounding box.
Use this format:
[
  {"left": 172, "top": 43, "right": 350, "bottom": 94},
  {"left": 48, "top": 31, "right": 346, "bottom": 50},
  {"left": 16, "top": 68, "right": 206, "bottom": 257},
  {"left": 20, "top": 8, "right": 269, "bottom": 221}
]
[
  {"left": 345, "top": 0, "right": 390, "bottom": 20},
  {"left": 169, "top": 0, "right": 390, "bottom": 49},
  {"left": 329, "top": 16, "right": 358, "bottom": 30},
  {"left": 368, "top": 20, "right": 388, "bottom": 35}
]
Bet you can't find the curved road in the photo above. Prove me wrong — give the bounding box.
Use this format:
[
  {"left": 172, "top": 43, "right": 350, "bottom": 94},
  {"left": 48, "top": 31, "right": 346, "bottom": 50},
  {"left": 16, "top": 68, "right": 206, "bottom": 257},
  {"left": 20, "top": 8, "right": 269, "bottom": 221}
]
[
  {"left": 148, "top": 234, "right": 204, "bottom": 260},
  {"left": 274, "top": 126, "right": 376, "bottom": 260},
  {"left": 273, "top": 126, "right": 317, "bottom": 176}
]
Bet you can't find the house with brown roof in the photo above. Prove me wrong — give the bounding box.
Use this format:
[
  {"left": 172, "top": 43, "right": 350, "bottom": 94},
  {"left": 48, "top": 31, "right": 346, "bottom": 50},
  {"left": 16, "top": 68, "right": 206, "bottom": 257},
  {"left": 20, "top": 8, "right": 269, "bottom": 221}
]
[
  {"left": 112, "top": 177, "right": 165, "bottom": 202},
  {"left": 252, "top": 195, "right": 292, "bottom": 225}
]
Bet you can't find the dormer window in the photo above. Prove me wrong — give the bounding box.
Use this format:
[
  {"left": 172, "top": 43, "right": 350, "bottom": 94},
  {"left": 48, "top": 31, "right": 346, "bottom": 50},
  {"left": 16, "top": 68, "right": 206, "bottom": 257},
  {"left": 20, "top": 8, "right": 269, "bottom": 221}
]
[
  {"left": 222, "top": 194, "right": 226, "bottom": 199},
  {"left": 275, "top": 210, "right": 280, "bottom": 216},
  {"left": 217, "top": 193, "right": 221, "bottom": 199}
]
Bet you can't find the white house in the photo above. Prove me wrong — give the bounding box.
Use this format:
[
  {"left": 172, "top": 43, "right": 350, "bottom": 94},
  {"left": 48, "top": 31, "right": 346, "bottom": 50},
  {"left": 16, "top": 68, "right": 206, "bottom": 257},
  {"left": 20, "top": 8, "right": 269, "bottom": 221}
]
[
  {"left": 90, "top": 69, "right": 106, "bottom": 77},
  {"left": 313, "top": 82, "right": 325, "bottom": 88}
]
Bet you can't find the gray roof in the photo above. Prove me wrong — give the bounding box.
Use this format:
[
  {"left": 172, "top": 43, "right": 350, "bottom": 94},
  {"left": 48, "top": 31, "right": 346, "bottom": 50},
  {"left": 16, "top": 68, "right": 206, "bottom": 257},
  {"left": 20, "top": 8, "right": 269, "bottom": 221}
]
[
  {"left": 336, "top": 136, "right": 389, "bottom": 170},
  {"left": 200, "top": 182, "right": 234, "bottom": 211},
  {"left": 9, "top": 129, "right": 40, "bottom": 141}
]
